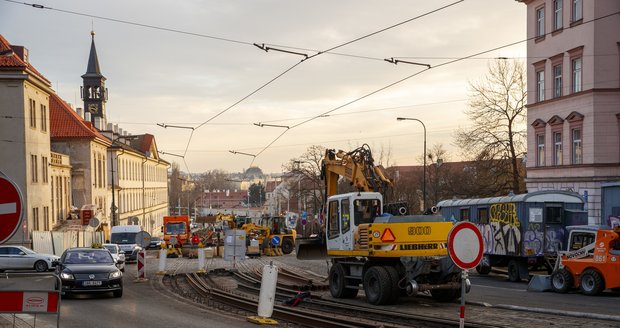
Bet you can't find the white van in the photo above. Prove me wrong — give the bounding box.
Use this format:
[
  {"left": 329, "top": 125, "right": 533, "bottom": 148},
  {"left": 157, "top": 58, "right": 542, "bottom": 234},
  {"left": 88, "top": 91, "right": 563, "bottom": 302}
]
[{"left": 110, "top": 225, "right": 143, "bottom": 262}]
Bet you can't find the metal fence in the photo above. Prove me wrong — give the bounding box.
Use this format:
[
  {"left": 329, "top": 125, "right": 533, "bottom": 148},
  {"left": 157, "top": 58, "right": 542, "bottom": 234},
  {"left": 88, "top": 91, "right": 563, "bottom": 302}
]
[{"left": 31, "top": 231, "right": 105, "bottom": 256}]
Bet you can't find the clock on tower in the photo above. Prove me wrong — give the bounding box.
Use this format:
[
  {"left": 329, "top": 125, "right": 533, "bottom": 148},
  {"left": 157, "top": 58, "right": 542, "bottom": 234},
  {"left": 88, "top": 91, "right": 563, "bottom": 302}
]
[{"left": 88, "top": 103, "right": 99, "bottom": 114}]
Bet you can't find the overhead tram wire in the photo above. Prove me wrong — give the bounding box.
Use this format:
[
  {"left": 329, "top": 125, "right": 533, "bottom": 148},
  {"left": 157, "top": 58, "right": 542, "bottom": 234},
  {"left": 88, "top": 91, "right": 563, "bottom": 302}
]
[
  {"left": 4, "top": 0, "right": 253, "bottom": 46},
  {"left": 186, "top": 1, "right": 465, "bottom": 161},
  {"left": 248, "top": 9, "right": 620, "bottom": 163},
  {"left": 190, "top": 0, "right": 465, "bottom": 132}
]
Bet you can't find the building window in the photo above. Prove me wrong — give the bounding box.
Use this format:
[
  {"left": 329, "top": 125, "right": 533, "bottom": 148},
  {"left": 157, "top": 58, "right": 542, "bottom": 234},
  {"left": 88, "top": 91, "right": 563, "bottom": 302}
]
[
  {"left": 536, "top": 6, "right": 545, "bottom": 37},
  {"left": 31, "top": 154, "right": 38, "bottom": 183},
  {"left": 572, "top": 128, "right": 582, "bottom": 164},
  {"left": 32, "top": 207, "right": 39, "bottom": 231},
  {"left": 553, "top": 64, "right": 562, "bottom": 98},
  {"left": 40, "top": 104, "right": 47, "bottom": 132},
  {"left": 29, "top": 99, "right": 36, "bottom": 128},
  {"left": 460, "top": 208, "right": 470, "bottom": 221},
  {"left": 572, "top": 57, "right": 582, "bottom": 93},
  {"left": 42, "top": 156, "right": 48, "bottom": 183},
  {"left": 43, "top": 207, "right": 49, "bottom": 231},
  {"left": 537, "top": 134, "right": 545, "bottom": 166},
  {"left": 554, "top": 0, "right": 563, "bottom": 30},
  {"left": 537, "top": 70, "right": 545, "bottom": 101},
  {"left": 572, "top": 0, "right": 582, "bottom": 22},
  {"left": 554, "top": 132, "right": 563, "bottom": 165},
  {"left": 478, "top": 208, "right": 489, "bottom": 224}
]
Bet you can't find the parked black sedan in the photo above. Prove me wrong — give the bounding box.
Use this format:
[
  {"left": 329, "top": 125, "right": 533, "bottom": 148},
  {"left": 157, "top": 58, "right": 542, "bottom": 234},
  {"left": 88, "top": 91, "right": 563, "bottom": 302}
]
[{"left": 56, "top": 248, "right": 123, "bottom": 298}]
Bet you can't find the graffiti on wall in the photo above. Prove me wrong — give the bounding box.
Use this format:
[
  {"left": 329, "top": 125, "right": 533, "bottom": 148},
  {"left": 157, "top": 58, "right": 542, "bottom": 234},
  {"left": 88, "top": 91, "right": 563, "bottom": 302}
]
[
  {"left": 482, "top": 203, "right": 522, "bottom": 256},
  {"left": 544, "top": 227, "right": 564, "bottom": 253},
  {"left": 523, "top": 223, "right": 544, "bottom": 255}
]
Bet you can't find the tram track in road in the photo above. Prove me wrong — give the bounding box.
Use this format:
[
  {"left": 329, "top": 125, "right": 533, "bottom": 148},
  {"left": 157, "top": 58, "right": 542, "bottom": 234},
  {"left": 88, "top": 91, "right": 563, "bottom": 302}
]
[
  {"left": 157, "top": 258, "right": 620, "bottom": 327},
  {"left": 232, "top": 263, "right": 502, "bottom": 328}
]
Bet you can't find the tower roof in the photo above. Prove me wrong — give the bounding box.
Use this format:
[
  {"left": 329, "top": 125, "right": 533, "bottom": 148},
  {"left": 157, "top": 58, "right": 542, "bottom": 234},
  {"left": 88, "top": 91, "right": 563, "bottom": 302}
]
[{"left": 81, "top": 31, "right": 104, "bottom": 79}]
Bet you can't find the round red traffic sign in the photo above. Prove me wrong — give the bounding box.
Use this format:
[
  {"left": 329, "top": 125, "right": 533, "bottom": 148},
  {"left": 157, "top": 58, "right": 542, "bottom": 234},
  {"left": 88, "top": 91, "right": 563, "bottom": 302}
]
[
  {"left": 447, "top": 221, "right": 483, "bottom": 270},
  {"left": 0, "top": 174, "right": 24, "bottom": 244}
]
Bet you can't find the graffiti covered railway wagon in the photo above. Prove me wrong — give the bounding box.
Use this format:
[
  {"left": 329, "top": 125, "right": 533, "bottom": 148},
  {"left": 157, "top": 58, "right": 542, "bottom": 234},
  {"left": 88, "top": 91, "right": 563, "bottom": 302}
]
[{"left": 437, "top": 191, "right": 588, "bottom": 281}]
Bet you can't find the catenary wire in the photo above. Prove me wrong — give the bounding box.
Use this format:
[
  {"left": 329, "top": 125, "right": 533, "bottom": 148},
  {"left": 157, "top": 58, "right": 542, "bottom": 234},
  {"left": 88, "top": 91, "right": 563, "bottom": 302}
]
[{"left": 246, "top": 10, "right": 620, "bottom": 163}]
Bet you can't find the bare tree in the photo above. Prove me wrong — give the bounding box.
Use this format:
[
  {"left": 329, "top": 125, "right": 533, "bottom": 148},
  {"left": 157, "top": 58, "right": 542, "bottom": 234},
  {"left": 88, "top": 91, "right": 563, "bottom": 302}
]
[
  {"left": 283, "top": 145, "right": 326, "bottom": 215},
  {"left": 455, "top": 59, "right": 527, "bottom": 195}
]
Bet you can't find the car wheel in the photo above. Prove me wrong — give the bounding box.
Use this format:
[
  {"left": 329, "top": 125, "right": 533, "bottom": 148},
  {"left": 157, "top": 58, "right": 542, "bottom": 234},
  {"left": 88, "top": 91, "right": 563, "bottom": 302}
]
[
  {"left": 507, "top": 260, "right": 520, "bottom": 282},
  {"left": 34, "top": 260, "right": 48, "bottom": 272},
  {"left": 113, "top": 289, "right": 123, "bottom": 298}
]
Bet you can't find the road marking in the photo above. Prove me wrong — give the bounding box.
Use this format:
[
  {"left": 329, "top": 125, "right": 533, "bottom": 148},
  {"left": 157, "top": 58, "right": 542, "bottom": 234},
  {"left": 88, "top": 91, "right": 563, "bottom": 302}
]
[{"left": 0, "top": 202, "right": 17, "bottom": 215}]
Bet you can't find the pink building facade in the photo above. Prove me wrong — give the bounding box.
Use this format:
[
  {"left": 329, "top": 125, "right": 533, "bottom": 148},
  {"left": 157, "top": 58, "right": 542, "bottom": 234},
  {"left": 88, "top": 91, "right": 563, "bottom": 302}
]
[{"left": 520, "top": 0, "right": 620, "bottom": 224}]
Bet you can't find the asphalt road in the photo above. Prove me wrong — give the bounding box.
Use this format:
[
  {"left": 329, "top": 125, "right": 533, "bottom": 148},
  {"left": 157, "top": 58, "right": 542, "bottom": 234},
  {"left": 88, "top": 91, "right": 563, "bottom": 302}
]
[
  {"left": 3, "top": 252, "right": 620, "bottom": 327},
  {"left": 1, "top": 263, "right": 256, "bottom": 328}
]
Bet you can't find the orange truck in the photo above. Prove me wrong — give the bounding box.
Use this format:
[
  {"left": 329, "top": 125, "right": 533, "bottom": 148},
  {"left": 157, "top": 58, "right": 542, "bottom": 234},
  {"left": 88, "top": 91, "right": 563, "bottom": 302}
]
[
  {"left": 551, "top": 226, "right": 620, "bottom": 295},
  {"left": 163, "top": 215, "right": 191, "bottom": 248}
]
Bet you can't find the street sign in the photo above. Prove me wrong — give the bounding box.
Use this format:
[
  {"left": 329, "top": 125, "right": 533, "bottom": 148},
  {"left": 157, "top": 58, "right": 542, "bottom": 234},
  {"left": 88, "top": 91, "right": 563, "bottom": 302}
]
[
  {"left": 0, "top": 174, "right": 24, "bottom": 244},
  {"left": 271, "top": 236, "right": 281, "bottom": 246},
  {"left": 447, "top": 222, "right": 484, "bottom": 270},
  {"left": 135, "top": 231, "right": 152, "bottom": 248}
]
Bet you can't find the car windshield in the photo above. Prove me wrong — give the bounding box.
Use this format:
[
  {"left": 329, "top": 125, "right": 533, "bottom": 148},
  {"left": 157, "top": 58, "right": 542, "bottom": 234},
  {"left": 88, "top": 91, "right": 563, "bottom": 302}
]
[
  {"left": 63, "top": 250, "right": 114, "bottom": 264},
  {"left": 103, "top": 245, "right": 117, "bottom": 253},
  {"left": 165, "top": 222, "right": 186, "bottom": 235},
  {"left": 110, "top": 232, "right": 138, "bottom": 244},
  {"left": 20, "top": 247, "right": 36, "bottom": 254}
]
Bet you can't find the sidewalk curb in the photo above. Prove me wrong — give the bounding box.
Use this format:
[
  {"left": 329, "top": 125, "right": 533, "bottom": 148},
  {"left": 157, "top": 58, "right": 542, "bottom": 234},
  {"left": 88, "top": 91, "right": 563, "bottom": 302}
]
[{"left": 467, "top": 301, "right": 620, "bottom": 322}]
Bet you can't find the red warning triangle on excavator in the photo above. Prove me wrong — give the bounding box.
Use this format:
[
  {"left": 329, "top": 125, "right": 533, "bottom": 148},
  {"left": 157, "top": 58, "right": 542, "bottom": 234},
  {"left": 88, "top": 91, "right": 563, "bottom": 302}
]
[{"left": 381, "top": 228, "right": 396, "bottom": 242}]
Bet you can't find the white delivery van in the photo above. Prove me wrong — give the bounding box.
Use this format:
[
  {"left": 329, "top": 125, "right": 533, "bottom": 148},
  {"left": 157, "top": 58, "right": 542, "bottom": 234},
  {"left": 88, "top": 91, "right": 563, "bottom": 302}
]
[{"left": 110, "top": 225, "right": 143, "bottom": 262}]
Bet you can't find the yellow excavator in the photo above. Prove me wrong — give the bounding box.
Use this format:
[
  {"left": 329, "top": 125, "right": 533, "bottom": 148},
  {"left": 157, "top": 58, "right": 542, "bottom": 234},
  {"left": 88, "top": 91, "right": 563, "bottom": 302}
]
[{"left": 296, "top": 144, "right": 466, "bottom": 305}]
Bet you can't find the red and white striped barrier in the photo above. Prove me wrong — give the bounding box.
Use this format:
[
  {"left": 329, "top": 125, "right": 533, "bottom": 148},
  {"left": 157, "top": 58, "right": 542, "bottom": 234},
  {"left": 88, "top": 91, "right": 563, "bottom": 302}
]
[
  {"left": 135, "top": 250, "right": 147, "bottom": 281},
  {"left": 0, "top": 291, "right": 59, "bottom": 313}
]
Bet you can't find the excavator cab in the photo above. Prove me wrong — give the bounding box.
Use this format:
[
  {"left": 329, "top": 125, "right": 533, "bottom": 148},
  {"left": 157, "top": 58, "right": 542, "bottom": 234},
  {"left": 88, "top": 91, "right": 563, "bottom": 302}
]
[{"left": 296, "top": 192, "right": 383, "bottom": 260}]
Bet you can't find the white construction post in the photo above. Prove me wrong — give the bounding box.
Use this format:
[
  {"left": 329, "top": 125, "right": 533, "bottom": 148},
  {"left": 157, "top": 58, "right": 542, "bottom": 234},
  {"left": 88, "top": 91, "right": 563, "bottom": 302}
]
[
  {"left": 156, "top": 248, "right": 167, "bottom": 275},
  {"left": 247, "top": 262, "right": 279, "bottom": 325},
  {"left": 197, "top": 247, "right": 206, "bottom": 273}
]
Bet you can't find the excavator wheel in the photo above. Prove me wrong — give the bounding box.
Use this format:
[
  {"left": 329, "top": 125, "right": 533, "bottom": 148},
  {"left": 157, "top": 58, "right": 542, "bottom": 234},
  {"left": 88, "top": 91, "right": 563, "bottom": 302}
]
[
  {"left": 580, "top": 269, "right": 604, "bottom": 296},
  {"left": 329, "top": 263, "right": 358, "bottom": 299},
  {"left": 281, "top": 238, "right": 294, "bottom": 255},
  {"left": 383, "top": 266, "right": 401, "bottom": 304},
  {"left": 363, "top": 266, "right": 392, "bottom": 305},
  {"left": 550, "top": 268, "right": 573, "bottom": 293}
]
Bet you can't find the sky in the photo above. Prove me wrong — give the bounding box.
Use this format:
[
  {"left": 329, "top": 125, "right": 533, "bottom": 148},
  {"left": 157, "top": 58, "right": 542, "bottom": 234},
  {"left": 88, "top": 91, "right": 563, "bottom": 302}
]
[{"left": 0, "top": 0, "right": 527, "bottom": 174}]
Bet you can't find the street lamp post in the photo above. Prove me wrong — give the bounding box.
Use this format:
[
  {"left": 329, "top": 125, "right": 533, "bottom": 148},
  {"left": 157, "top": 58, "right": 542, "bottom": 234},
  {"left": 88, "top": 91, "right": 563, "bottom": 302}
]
[
  {"left": 397, "top": 117, "right": 427, "bottom": 212},
  {"left": 109, "top": 135, "right": 139, "bottom": 227},
  {"left": 435, "top": 158, "right": 443, "bottom": 205}
]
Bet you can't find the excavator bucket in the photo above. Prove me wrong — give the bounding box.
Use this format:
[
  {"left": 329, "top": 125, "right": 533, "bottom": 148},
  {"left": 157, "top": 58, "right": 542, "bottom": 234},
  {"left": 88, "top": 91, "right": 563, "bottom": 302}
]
[{"left": 295, "top": 237, "right": 327, "bottom": 260}]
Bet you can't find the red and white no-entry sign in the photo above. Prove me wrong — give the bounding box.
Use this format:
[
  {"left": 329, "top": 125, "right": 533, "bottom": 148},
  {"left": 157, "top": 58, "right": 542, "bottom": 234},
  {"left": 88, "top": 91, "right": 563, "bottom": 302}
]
[
  {"left": 0, "top": 174, "right": 24, "bottom": 244},
  {"left": 447, "top": 221, "right": 483, "bottom": 270}
]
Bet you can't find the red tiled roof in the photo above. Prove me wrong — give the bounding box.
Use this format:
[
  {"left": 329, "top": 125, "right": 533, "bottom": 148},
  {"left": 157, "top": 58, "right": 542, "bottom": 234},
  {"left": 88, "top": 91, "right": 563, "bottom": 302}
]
[
  {"left": 49, "top": 93, "right": 111, "bottom": 145},
  {"left": 0, "top": 35, "right": 51, "bottom": 84}
]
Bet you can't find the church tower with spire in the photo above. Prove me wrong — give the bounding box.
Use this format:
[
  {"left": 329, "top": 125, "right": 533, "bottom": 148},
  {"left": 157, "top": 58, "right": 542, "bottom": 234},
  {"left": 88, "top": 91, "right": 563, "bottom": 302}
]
[{"left": 81, "top": 30, "right": 107, "bottom": 128}]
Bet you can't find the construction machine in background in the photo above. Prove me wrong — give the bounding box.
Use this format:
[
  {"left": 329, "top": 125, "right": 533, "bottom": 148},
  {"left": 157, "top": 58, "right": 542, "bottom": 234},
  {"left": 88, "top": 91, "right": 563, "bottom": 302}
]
[
  {"left": 551, "top": 226, "right": 620, "bottom": 295},
  {"left": 162, "top": 215, "right": 191, "bottom": 257},
  {"left": 296, "top": 144, "right": 464, "bottom": 305},
  {"left": 240, "top": 216, "right": 296, "bottom": 256}
]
